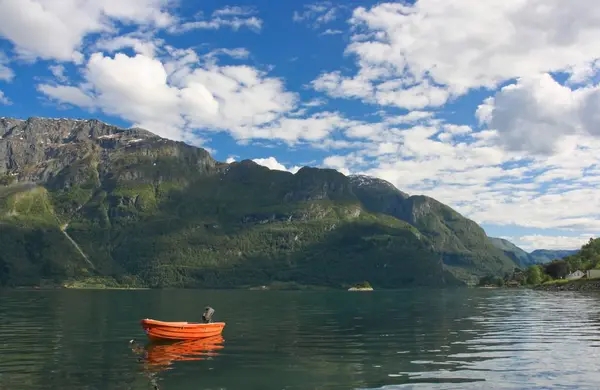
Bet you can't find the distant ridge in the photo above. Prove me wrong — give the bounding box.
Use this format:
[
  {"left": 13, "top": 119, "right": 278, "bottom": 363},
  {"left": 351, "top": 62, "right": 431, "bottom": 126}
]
[{"left": 489, "top": 237, "right": 578, "bottom": 267}]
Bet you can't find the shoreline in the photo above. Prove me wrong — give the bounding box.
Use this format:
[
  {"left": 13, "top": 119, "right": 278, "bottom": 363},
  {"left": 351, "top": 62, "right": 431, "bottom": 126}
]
[
  {"left": 9, "top": 285, "right": 151, "bottom": 291},
  {"left": 534, "top": 279, "right": 600, "bottom": 292}
]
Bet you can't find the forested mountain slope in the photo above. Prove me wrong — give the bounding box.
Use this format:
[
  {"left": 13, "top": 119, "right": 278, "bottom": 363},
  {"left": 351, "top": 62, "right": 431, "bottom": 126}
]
[{"left": 0, "top": 117, "right": 516, "bottom": 288}]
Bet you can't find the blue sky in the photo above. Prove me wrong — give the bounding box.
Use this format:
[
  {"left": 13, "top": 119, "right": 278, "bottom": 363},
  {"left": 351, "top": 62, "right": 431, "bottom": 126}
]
[{"left": 0, "top": 0, "right": 599, "bottom": 251}]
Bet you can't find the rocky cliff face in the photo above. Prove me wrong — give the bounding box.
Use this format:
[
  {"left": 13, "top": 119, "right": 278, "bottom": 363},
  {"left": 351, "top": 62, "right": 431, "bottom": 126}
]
[
  {"left": 0, "top": 117, "right": 217, "bottom": 185},
  {"left": 0, "top": 117, "right": 516, "bottom": 287}
]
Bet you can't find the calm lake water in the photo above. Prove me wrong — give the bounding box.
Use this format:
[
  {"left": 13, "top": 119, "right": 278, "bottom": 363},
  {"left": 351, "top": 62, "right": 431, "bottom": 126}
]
[{"left": 1, "top": 288, "right": 600, "bottom": 390}]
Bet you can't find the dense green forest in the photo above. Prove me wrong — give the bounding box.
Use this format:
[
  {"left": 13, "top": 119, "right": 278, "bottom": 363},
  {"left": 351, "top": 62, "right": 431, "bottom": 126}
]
[{"left": 0, "top": 117, "right": 519, "bottom": 289}]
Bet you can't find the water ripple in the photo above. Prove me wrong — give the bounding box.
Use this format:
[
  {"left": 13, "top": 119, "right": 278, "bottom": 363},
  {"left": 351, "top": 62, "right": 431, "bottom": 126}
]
[{"left": 1, "top": 289, "right": 600, "bottom": 389}]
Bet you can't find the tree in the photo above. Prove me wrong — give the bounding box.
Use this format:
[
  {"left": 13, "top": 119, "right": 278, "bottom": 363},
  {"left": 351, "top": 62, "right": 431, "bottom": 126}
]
[
  {"left": 526, "top": 265, "right": 543, "bottom": 285},
  {"left": 478, "top": 275, "right": 504, "bottom": 287},
  {"left": 353, "top": 281, "right": 372, "bottom": 289},
  {"left": 544, "top": 260, "right": 569, "bottom": 279}
]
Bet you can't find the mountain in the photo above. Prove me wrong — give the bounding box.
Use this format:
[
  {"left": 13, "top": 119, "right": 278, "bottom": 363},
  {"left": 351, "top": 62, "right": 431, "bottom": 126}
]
[
  {"left": 489, "top": 237, "right": 578, "bottom": 267},
  {"left": 488, "top": 237, "right": 532, "bottom": 267},
  {"left": 529, "top": 249, "right": 579, "bottom": 264},
  {"left": 0, "top": 117, "right": 517, "bottom": 288}
]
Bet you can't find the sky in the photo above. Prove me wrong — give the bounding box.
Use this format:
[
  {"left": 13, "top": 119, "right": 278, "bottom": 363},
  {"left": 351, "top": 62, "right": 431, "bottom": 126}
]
[{"left": 0, "top": 0, "right": 599, "bottom": 251}]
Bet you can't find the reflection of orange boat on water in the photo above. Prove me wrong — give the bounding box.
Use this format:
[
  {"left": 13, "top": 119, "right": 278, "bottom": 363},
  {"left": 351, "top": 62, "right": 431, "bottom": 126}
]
[
  {"left": 140, "top": 318, "right": 226, "bottom": 341},
  {"left": 144, "top": 335, "right": 225, "bottom": 370}
]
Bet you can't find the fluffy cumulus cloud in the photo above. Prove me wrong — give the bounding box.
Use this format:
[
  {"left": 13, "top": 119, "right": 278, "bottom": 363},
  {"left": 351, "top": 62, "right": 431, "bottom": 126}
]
[
  {"left": 228, "top": 155, "right": 302, "bottom": 173},
  {"left": 38, "top": 51, "right": 351, "bottom": 145},
  {"left": 253, "top": 157, "right": 302, "bottom": 174},
  {"left": 477, "top": 73, "right": 600, "bottom": 154},
  {"left": 313, "top": 0, "right": 600, "bottom": 109},
  {"left": 37, "top": 84, "right": 95, "bottom": 108},
  {"left": 0, "top": 0, "right": 172, "bottom": 62},
  {"left": 306, "top": 0, "right": 600, "bottom": 245}
]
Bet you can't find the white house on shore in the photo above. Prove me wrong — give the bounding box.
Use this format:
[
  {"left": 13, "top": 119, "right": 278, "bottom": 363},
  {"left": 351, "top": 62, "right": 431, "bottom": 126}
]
[
  {"left": 566, "top": 270, "right": 585, "bottom": 280},
  {"left": 587, "top": 270, "right": 600, "bottom": 279}
]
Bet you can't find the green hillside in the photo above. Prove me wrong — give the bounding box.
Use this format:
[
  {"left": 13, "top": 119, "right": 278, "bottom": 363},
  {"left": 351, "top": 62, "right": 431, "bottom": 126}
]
[
  {"left": 0, "top": 117, "right": 518, "bottom": 288},
  {"left": 489, "top": 237, "right": 533, "bottom": 267}
]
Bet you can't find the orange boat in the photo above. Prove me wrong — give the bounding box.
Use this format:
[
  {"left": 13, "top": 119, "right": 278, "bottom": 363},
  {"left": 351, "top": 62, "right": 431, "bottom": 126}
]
[{"left": 140, "top": 318, "right": 226, "bottom": 341}]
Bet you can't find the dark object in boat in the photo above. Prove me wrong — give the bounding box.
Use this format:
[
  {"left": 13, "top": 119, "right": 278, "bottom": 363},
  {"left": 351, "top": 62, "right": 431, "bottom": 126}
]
[{"left": 203, "top": 306, "right": 215, "bottom": 323}]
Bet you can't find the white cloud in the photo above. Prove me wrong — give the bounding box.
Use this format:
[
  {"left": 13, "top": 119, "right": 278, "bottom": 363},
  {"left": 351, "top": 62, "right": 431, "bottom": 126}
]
[
  {"left": 204, "top": 48, "right": 250, "bottom": 62},
  {"left": 38, "top": 52, "right": 342, "bottom": 145},
  {"left": 0, "top": 64, "right": 13, "bottom": 82},
  {"left": 181, "top": 64, "right": 298, "bottom": 138},
  {"left": 322, "top": 155, "right": 351, "bottom": 175},
  {"left": 0, "top": 90, "right": 11, "bottom": 105},
  {"left": 304, "top": 98, "right": 327, "bottom": 107},
  {"left": 504, "top": 234, "right": 595, "bottom": 252},
  {"left": 312, "top": 69, "right": 450, "bottom": 110},
  {"left": 173, "top": 16, "right": 262, "bottom": 32},
  {"left": 312, "top": 70, "right": 373, "bottom": 100},
  {"left": 566, "top": 61, "right": 600, "bottom": 85},
  {"left": 478, "top": 73, "right": 600, "bottom": 154},
  {"left": 175, "top": 17, "right": 262, "bottom": 33},
  {"left": 238, "top": 112, "right": 353, "bottom": 143},
  {"left": 37, "top": 84, "right": 95, "bottom": 109},
  {"left": 173, "top": 6, "right": 262, "bottom": 33},
  {"left": 225, "top": 156, "right": 237, "bottom": 164},
  {"left": 212, "top": 6, "right": 256, "bottom": 17},
  {"left": 86, "top": 52, "right": 182, "bottom": 123},
  {"left": 253, "top": 157, "right": 301, "bottom": 174},
  {"left": 321, "top": 29, "right": 343, "bottom": 36},
  {"left": 375, "top": 81, "right": 450, "bottom": 109},
  {"left": 385, "top": 111, "right": 434, "bottom": 125},
  {"left": 0, "top": 52, "right": 14, "bottom": 81},
  {"left": 0, "top": 0, "right": 173, "bottom": 62},
  {"left": 293, "top": 2, "right": 341, "bottom": 29},
  {"left": 94, "top": 34, "right": 163, "bottom": 58},
  {"left": 48, "top": 65, "right": 67, "bottom": 82},
  {"left": 313, "top": 0, "right": 600, "bottom": 109},
  {"left": 36, "top": 50, "right": 370, "bottom": 148},
  {"left": 319, "top": 115, "right": 600, "bottom": 234}
]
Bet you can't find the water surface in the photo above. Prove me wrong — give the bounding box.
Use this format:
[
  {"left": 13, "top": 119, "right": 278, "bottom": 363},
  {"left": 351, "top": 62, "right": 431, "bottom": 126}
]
[{"left": 1, "top": 288, "right": 600, "bottom": 389}]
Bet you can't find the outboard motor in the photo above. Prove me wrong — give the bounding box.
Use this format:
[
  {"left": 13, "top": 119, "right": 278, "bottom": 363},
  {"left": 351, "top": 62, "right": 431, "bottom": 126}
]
[{"left": 202, "top": 306, "right": 215, "bottom": 323}]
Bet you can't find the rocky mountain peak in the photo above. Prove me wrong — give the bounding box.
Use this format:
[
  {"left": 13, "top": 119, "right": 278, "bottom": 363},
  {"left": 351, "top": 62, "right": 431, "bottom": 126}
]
[
  {"left": 0, "top": 117, "right": 214, "bottom": 185},
  {"left": 348, "top": 174, "right": 409, "bottom": 198},
  {"left": 1, "top": 117, "right": 157, "bottom": 144}
]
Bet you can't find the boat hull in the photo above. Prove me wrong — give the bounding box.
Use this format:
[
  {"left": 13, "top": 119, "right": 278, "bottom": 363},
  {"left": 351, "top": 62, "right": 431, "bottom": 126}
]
[{"left": 141, "top": 318, "right": 226, "bottom": 341}]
